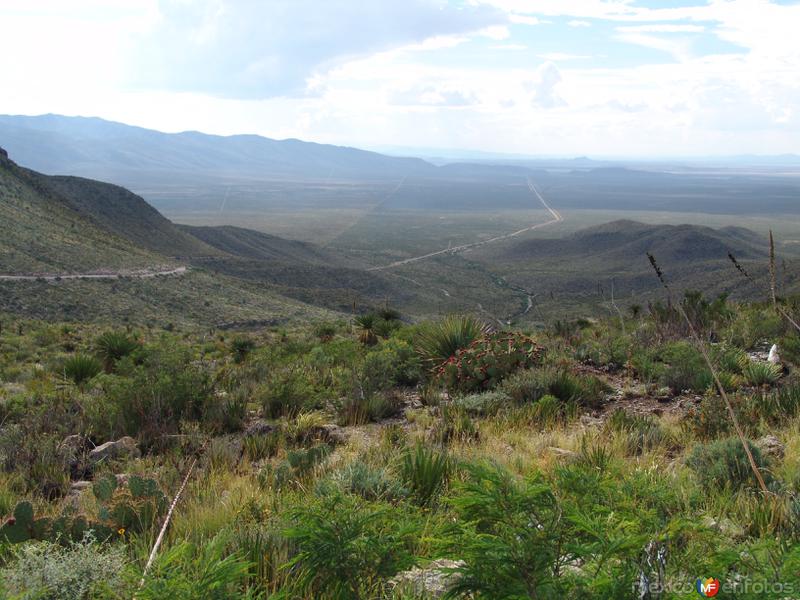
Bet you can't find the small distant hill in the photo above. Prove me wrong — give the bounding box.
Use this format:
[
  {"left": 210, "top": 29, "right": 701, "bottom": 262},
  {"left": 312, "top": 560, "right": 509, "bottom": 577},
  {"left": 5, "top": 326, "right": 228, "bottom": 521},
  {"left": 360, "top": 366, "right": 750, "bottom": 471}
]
[
  {"left": 181, "top": 225, "right": 332, "bottom": 264},
  {"left": 503, "top": 220, "right": 767, "bottom": 264}
]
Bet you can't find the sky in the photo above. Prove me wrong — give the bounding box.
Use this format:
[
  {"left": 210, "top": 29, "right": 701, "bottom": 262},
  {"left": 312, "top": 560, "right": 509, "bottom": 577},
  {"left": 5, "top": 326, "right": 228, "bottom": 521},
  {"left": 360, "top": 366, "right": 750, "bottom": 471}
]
[{"left": 0, "top": 0, "right": 799, "bottom": 157}]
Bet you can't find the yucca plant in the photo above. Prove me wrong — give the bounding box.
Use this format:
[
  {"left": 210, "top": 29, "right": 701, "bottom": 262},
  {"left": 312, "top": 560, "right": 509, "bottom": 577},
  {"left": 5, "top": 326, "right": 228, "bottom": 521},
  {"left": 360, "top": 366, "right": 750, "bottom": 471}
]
[
  {"left": 63, "top": 354, "right": 102, "bottom": 387},
  {"left": 353, "top": 314, "right": 378, "bottom": 346},
  {"left": 742, "top": 360, "right": 782, "bottom": 387},
  {"left": 94, "top": 330, "right": 139, "bottom": 372},
  {"left": 230, "top": 337, "right": 256, "bottom": 363},
  {"left": 415, "top": 314, "right": 488, "bottom": 367},
  {"left": 400, "top": 443, "right": 450, "bottom": 507}
]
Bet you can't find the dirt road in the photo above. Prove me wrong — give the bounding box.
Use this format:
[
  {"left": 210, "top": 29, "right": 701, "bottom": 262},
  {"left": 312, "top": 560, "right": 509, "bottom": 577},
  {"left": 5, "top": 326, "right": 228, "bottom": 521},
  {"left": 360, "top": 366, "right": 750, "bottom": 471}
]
[
  {"left": 369, "top": 177, "right": 562, "bottom": 271},
  {"left": 0, "top": 266, "right": 188, "bottom": 282}
]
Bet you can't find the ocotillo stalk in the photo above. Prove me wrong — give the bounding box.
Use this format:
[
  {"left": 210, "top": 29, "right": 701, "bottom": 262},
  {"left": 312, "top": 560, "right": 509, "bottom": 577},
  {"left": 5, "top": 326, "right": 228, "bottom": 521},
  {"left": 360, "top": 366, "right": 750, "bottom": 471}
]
[
  {"left": 647, "top": 253, "right": 769, "bottom": 494},
  {"left": 769, "top": 230, "right": 777, "bottom": 311}
]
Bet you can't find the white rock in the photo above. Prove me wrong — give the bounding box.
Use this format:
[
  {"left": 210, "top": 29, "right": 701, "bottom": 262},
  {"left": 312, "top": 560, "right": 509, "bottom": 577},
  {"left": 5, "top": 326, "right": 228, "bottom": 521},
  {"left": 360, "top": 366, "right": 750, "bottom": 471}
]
[
  {"left": 389, "top": 559, "right": 465, "bottom": 598},
  {"left": 768, "top": 344, "right": 781, "bottom": 364}
]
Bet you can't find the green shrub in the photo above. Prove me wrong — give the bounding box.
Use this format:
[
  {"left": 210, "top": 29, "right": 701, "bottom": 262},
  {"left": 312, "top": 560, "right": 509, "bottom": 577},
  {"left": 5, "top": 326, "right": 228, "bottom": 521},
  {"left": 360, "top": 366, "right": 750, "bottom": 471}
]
[
  {"left": 436, "top": 331, "right": 544, "bottom": 392},
  {"left": 448, "top": 463, "right": 563, "bottom": 598},
  {"left": 687, "top": 437, "right": 772, "bottom": 491},
  {"left": 742, "top": 360, "right": 782, "bottom": 387},
  {"left": 415, "top": 314, "right": 488, "bottom": 367},
  {"left": 337, "top": 391, "right": 403, "bottom": 426},
  {"left": 259, "top": 367, "right": 318, "bottom": 418},
  {"left": 400, "top": 443, "right": 450, "bottom": 507},
  {"left": 1, "top": 534, "right": 126, "bottom": 600},
  {"left": 658, "top": 341, "right": 713, "bottom": 393},
  {"left": 527, "top": 394, "right": 577, "bottom": 427},
  {"left": 62, "top": 354, "right": 102, "bottom": 387},
  {"left": 95, "top": 330, "right": 140, "bottom": 372},
  {"left": 137, "top": 534, "right": 255, "bottom": 600},
  {"left": 284, "top": 496, "right": 416, "bottom": 599}
]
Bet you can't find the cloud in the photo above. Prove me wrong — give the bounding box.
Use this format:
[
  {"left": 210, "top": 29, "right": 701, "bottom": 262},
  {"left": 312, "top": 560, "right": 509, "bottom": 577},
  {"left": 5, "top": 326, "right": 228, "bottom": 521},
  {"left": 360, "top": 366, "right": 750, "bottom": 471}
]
[
  {"left": 537, "top": 52, "right": 591, "bottom": 61},
  {"left": 615, "top": 32, "right": 693, "bottom": 61},
  {"left": 567, "top": 19, "right": 591, "bottom": 27},
  {"left": 617, "top": 24, "right": 705, "bottom": 33},
  {"left": 130, "top": 0, "right": 506, "bottom": 99},
  {"left": 527, "top": 62, "right": 566, "bottom": 108},
  {"left": 389, "top": 84, "right": 477, "bottom": 106}
]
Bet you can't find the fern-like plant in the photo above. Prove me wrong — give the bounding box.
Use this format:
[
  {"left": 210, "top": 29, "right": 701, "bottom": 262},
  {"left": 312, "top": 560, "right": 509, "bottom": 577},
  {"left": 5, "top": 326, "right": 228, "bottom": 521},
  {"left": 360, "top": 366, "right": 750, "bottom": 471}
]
[{"left": 742, "top": 360, "right": 782, "bottom": 386}]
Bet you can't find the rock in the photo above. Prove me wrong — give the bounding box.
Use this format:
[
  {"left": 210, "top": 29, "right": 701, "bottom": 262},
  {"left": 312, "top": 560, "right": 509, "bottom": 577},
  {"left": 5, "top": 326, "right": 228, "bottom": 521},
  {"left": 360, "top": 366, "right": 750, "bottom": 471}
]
[
  {"left": 69, "top": 480, "right": 92, "bottom": 494},
  {"left": 702, "top": 516, "right": 745, "bottom": 539},
  {"left": 756, "top": 434, "right": 785, "bottom": 459},
  {"left": 0, "top": 147, "right": 7, "bottom": 160},
  {"left": 768, "top": 344, "right": 781, "bottom": 364},
  {"left": 88, "top": 436, "right": 140, "bottom": 464},
  {"left": 389, "top": 559, "right": 465, "bottom": 599},
  {"left": 244, "top": 420, "right": 276, "bottom": 437},
  {"left": 548, "top": 447, "right": 577, "bottom": 459},
  {"left": 319, "top": 423, "right": 349, "bottom": 445}
]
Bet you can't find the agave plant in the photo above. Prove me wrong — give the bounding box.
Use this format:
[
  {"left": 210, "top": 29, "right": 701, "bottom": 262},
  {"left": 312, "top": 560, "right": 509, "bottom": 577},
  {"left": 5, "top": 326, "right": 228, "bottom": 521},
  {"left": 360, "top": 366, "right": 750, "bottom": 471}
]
[
  {"left": 95, "top": 330, "right": 140, "bottom": 372},
  {"left": 415, "top": 314, "right": 489, "bottom": 367}
]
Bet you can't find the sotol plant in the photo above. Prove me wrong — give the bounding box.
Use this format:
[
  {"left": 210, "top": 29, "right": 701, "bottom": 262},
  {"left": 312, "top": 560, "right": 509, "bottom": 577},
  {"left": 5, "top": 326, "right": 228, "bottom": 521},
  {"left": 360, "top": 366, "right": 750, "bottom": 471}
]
[
  {"left": 415, "top": 314, "right": 489, "bottom": 367},
  {"left": 63, "top": 354, "right": 102, "bottom": 387},
  {"left": 95, "top": 330, "right": 140, "bottom": 372}
]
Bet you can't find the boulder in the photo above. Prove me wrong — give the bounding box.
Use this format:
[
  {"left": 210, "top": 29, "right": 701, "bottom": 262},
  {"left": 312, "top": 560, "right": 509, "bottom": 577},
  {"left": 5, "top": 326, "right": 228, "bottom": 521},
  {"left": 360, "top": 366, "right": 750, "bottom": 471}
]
[
  {"left": 389, "top": 559, "right": 465, "bottom": 599},
  {"left": 244, "top": 420, "right": 276, "bottom": 437},
  {"left": 88, "top": 436, "right": 140, "bottom": 464},
  {"left": 755, "top": 434, "right": 785, "bottom": 459}
]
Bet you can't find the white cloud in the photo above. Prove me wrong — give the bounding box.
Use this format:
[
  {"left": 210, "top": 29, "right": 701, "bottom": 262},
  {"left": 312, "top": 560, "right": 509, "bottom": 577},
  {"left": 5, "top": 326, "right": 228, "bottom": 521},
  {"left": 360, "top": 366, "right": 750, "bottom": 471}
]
[
  {"left": 568, "top": 19, "right": 592, "bottom": 27},
  {"left": 617, "top": 24, "right": 705, "bottom": 33},
  {"left": 537, "top": 52, "right": 591, "bottom": 61},
  {"left": 527, "top": 62, "right": 566, "bottom": 108}
]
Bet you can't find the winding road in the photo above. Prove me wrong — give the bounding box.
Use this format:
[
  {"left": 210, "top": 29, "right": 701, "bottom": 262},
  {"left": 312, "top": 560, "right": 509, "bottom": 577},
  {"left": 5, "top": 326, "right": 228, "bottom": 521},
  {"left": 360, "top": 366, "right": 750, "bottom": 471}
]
[
  {"left": 0, "top": 266, "right": 188, "bottom": 282},
  {"left": 368, "top": 177, "right": 562, "bottom": 271}
]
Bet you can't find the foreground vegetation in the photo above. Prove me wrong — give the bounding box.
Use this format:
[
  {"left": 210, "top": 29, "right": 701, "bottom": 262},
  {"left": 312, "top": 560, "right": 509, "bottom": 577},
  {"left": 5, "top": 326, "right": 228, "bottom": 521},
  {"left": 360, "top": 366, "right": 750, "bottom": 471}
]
[{"left": 1, "top": 292, "right": 800, "bottom": 598}]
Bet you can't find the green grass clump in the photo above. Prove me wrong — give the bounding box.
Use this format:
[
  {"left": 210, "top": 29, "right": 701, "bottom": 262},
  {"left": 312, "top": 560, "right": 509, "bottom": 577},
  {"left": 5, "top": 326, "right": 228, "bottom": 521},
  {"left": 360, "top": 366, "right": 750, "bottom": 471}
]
[
  {"left": 742, "top": 360, "right": 782, "bottom": 386},
  {"left": 94, "top": 330, "right": 140, "bottom": 371},
  {"left": 400, "top": 443, "right": 451, "bottom": 507}
]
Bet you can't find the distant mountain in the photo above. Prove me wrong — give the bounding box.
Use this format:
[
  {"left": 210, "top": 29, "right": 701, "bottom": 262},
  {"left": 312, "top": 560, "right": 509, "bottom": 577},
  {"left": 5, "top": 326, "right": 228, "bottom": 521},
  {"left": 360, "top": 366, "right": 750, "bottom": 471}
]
[{"left": 0, "top": 114, "right": 434, "bottom": 183}]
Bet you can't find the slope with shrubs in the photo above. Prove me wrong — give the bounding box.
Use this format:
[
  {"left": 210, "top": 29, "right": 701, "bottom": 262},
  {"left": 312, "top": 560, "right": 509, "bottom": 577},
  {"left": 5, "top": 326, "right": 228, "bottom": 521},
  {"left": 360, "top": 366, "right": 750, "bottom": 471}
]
[{"left": 1, "top": 294, "right": 800, "bottom": 598}]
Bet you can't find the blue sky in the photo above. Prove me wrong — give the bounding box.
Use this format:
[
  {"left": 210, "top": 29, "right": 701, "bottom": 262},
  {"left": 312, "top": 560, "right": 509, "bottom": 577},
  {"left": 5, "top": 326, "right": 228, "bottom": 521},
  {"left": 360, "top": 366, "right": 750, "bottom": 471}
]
[{"left": 0, "top": 0, "right": 798, "bottom": 156}]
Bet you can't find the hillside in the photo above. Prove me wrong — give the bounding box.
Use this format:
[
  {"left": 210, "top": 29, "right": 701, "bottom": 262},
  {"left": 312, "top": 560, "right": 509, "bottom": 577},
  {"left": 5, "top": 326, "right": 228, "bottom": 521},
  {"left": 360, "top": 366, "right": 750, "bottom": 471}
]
[{"left": 0, "top": 147, "right": 160, "bottom": 274}]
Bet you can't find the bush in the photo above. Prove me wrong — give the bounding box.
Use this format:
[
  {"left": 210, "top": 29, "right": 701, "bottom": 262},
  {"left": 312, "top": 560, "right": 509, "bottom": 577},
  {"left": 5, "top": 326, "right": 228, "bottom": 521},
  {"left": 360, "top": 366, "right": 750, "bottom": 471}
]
[
  {"left": 2, "top": 534, "right": 126, "bottom": 600},
  {"left": 415, "top": 314, "right": 488, "bottom": 367},
  {"left": 658, "top": 341, "right": 713, "bottom": 393},
  {"left": 687, "top": 437, "right": 772, "bottom": 491},
  {"left": 95, "top": 330, "right": 140, "bottom": 372},
  {"left": 400, "top": 443, "right": 450, "bottom": 507},
  {"left": 436, "top": 331, "right": 544, "bottom": 393},
  {"left": 337, "top": 391, "right": 403, "bottom": 426},
  {"left": 448, "top": 463, "right": 563, "bottom": 598},
  {"left": 62, "top": 354, "right": 102, "bottom": 387},
  {"left": 284, "top": 496, "right": 416, "bottom": 599},
  {"left": 259, "top": 367, "right": 319, "bottom": 418},
  {"left": 501, "top": 368, "right": 608, "bottom": 409},
  {"left": 96, "top": 345, "right": 215, "bottom": 446},
  {"left": 431, "top": 404, "right": 480, "bottom": 445},
  {"left": 330, "top": 460, "right": 408, "bottom": 502}
]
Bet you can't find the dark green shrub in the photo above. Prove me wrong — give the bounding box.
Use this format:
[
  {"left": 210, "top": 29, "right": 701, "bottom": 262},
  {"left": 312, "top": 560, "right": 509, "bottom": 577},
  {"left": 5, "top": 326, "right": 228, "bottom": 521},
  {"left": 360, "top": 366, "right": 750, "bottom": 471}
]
[
  {"left": 330, "top": 460, "right": 408, "bottom": 502},
  {"left": 687, "top": 437, "right": 772, "bottom": 490},
  {"left": 501, "top": 368, "right": 608, "bottom": 409},
  {"left": 742, "top": 360, "right": 782, "bottom": 386},
  {"left": 62, "top": 354, "right": 102, "bottom": 387},
  {"left": 400, "top": 443, "right": 450, "bottom": 507},
  {"left": 337, "top": 390, "right": 403, "bottom": 426},
  {"left": 605, "top": 409, "right": 669, "bottom": 455},
  {"left": 658, "top": 341, "right": 713, "bottom": 393},
  {"left": 259, "top": 367, "right": 318, "bottom": 418}
]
